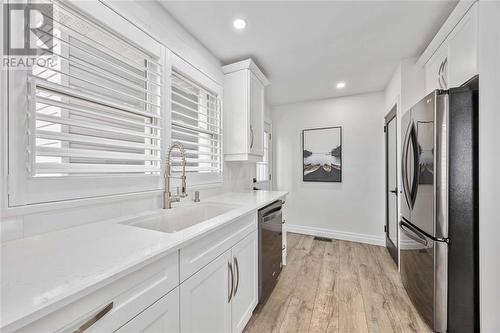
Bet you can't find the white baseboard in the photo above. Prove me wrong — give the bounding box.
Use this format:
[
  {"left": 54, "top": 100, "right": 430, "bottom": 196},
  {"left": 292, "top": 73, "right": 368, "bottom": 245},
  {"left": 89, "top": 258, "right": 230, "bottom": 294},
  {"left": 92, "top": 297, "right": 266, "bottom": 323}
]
[{"left": 285, "top": 224, "right": 386, "bottom": 247}]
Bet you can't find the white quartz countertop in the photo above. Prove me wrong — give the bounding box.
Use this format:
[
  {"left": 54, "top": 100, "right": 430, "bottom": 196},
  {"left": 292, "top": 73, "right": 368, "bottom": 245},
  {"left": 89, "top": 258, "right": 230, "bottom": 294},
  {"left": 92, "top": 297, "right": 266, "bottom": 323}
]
[{"left": 1, "top": 190, "right": 287, "bottom": 331}]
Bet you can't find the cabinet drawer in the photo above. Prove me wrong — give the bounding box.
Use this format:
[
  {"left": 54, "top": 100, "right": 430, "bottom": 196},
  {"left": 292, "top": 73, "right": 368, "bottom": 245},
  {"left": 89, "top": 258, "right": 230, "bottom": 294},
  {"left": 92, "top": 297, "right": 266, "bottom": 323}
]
[
  {"left": 115, "top": 287, "right": 179, "bottom": 333},
  {"left": 180, "top": 212, "right": 257, "bottom": 282},
  {"left": 16, "top": 251, "right": 179, "bottom": 333}
]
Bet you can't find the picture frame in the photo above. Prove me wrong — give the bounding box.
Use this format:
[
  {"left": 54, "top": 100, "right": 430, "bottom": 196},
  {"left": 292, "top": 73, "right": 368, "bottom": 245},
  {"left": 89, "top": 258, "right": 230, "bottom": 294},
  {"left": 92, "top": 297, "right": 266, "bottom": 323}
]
[{"left": 302, "top": 126, "right": 342, "bottom": 182}]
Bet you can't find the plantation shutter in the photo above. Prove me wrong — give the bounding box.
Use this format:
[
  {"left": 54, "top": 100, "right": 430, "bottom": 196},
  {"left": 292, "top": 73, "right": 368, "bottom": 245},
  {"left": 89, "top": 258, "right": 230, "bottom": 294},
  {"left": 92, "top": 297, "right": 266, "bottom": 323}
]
[
  {"left": 28, "top": 0, "right": 162, "bottom": 176},
  {"left": 170, "top": 70, "right": 222, "bottom": 174}
]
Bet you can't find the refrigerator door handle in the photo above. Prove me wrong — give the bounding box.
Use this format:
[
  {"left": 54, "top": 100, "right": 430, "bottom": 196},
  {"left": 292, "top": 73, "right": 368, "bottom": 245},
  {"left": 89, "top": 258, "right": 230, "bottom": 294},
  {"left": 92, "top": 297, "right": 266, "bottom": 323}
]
[
  {"left": 402, "top": 122, "right": 419, "bottom": 208},
  {"left": 401, "top": 123, "right": 412, "bottom": 208},
  {"left": 409, "top": 124, "right": 420, "bottom": 207},
  {"left": 400, "top": 220, "right": 428, "bottom": 246}
]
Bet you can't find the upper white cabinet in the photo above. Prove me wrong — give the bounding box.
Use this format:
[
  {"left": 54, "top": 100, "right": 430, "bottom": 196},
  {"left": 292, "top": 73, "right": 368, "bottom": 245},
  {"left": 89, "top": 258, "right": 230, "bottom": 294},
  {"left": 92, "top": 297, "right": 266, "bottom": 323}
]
[
  {"left": 424, "top": 2, "right": 478, "bottom": 93},
  {"left": 448, "top": 2, "right": 478, "bottom": 88},
  {"left": 425, "top": 41, "right": 449, "bottom": 92},
  {"left": 223, "top": 59, "right": 269, "bottom": 162}
]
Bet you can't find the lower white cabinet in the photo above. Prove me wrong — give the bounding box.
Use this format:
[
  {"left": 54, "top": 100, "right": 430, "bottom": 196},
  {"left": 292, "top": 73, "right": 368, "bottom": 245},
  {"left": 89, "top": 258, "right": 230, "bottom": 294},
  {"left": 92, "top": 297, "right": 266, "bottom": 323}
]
[
  {"left": 14, "top": 215, "right": 261, "bottom": 333},
  {"left": 180, "top": 231, "right": 258, "bottom": 333},
  {"left": 231, "top": 231, "right": 258, "bottom": 333},
  {"left": 116, "top": 287, "right": 180, "bottom": 333},
  {"left": 180, "top": 249, "right": 233, "bottom": 333}
]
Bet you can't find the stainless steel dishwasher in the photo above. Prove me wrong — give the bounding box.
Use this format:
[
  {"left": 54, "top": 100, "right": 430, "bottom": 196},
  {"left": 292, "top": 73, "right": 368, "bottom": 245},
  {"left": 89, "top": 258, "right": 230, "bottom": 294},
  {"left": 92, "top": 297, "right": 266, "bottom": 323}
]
[{"left": 258, "top": 200, "right": 284, "bottom": 305}]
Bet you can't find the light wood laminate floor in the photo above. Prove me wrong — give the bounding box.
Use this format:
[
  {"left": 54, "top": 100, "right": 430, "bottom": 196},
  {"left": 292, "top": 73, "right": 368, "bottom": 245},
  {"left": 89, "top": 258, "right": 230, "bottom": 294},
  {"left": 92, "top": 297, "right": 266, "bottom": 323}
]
[{"left": 244, "top": 233, "right": 432, "bottom": 333}]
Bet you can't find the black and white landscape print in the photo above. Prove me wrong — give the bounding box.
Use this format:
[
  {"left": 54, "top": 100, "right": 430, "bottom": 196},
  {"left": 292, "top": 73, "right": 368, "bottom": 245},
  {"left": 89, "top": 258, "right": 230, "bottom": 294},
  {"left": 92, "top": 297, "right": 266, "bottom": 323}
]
[{"left": 303, "top": 127, "right": 342, "bottom": 182}]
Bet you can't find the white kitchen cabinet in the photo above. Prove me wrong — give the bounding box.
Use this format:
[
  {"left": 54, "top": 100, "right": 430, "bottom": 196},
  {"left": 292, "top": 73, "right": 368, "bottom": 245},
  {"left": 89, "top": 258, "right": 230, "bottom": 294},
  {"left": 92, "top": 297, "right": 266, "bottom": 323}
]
[
  {"left": 448, "top": 2, "right": 478, "bottom": 88},
  {"left": 425, "top": 41, "right": 449, "bottom": 93},
  {"left": 424, "top": 2, "right": 478, "bottom": 93},
  {"left": 223, "top": 59, "right": 269, "bottom": 162},
  {"left": 115, "top": 288, "right": 179, "bottom": 333},
  {"left": 13, "top": 251, "right": 179, "bottom": 333},
  {"left": 180, "top": 249, "right": 233, "bottom": 333},
  {"left": 231, "top": 232, "right": 258, "bottom": 333},
  {"left": 180, "top": 230, "right": 258, "bottom": 333}
]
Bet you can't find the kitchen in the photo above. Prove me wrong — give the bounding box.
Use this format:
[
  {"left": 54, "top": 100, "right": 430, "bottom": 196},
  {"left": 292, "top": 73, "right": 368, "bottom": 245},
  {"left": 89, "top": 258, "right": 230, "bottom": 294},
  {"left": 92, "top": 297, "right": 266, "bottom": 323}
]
[{"left": 1, "top": 1, "right": 499, "bottom": 333}]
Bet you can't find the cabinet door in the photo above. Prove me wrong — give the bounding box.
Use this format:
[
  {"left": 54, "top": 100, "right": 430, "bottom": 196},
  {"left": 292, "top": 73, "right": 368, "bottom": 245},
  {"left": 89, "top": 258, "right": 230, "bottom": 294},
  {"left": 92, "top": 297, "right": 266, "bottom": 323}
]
[
  {"left": 425, "top": 43, "right": 448, "bottom": 93},
  {"left": 448, "top": 3, "right": 478, "bottom": 88},
  {"left": 249, "top": 72, "right": 264, "bottom": 156},
  {"left": 231, "top": 231, "right": 258, "bottom": 333},
  {"left": 115, "top": 287, "right": 179, "bottom": 333},
  {"left": 180, "top": 250, "right": 232, "bottom": 333}
]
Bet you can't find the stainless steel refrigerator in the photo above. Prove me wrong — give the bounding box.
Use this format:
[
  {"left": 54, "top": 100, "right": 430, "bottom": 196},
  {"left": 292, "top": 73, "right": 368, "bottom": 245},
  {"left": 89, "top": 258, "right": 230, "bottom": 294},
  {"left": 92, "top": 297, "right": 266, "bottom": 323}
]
[{"left": 400, "top": 77, "right": 478, "bottom": 333}]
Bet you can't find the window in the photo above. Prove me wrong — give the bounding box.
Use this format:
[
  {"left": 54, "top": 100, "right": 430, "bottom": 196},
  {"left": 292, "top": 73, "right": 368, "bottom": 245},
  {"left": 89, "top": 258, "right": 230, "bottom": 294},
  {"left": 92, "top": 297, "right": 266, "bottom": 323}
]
[
  {"left": 256, "top": 127, "right": 271, "bottom": 184},
  {"left": 169, "top": 55, "right": 223, "bottom": 186},
  {"left": 7, "top": 0, "right": 164, "bottom": 205}
]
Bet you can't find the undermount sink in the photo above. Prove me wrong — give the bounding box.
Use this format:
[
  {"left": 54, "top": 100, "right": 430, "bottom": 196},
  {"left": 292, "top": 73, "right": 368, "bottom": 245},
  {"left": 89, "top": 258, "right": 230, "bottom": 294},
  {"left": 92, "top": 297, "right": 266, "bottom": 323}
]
[{"left": 124, "top": 202, "right": 238, "bottom": 233}]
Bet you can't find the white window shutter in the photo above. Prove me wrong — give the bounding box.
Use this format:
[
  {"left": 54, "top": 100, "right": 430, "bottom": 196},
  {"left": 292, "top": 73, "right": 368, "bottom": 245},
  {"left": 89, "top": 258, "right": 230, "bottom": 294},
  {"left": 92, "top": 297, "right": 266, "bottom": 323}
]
[
  {"left": 170, "top": 70, "right": 222, "bottom": 175},
  {"left": 29, "top": 0, "right": 162, "bottom": 177}
]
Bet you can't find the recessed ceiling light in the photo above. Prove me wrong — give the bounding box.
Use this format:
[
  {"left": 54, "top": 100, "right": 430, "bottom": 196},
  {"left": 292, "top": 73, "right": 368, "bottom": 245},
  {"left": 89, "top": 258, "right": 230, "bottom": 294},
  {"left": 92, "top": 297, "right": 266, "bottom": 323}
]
[
  {"left": 233, "top": 18, "right": 247, "bottom": 30},
  {"left": 336, "top": 82, "right": 346, "bottom": 89}
]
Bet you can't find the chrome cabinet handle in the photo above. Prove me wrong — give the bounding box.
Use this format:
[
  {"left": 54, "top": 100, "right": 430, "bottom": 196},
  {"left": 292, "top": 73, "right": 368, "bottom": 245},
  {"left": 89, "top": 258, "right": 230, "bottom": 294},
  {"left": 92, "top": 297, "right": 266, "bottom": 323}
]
[
  {"left": 250, "top": 125, "right": 254, "bottom": 149},
  {"left": 233, "top": 257, "right": 239, "bottom": 296},
  {"left": 228, "top": 262, "right": 234, "bottom": 303},
  {"left": 72, "top": 302, "right": 113, "bottom": 333},
  {"left": 438, "top": 58, "right": 448, "bottom": 89}
]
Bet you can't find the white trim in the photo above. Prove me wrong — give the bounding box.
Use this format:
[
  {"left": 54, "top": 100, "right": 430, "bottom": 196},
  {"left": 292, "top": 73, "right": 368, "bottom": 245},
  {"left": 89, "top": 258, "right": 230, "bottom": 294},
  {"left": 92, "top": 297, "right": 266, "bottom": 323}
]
[
  {"left": 286, "top": 224, "right": 386, "bottom": 247},
  {"left": 417, "top": 0, "right": 477, "bottom": 66},
  {"left": 222, "top": 59, "right": 269, "bottom": 86}
]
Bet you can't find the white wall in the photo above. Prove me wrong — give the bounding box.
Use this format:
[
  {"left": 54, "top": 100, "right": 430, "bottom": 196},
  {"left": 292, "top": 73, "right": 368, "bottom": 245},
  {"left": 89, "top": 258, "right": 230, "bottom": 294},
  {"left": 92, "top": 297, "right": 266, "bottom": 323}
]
[
  {"left": 104, "top": 0, "right": 223, "bottom": 85},
  {"left": 478, "top": 1, "right": 500, "bottom": 331},
  {"left": 272, "top": 92, "right": 386, "bottom": 245}
]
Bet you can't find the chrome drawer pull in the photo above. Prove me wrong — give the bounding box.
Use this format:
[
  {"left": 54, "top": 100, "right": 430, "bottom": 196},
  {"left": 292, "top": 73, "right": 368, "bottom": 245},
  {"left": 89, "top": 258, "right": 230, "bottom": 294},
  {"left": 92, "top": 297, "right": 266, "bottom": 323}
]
[
  {"left": 233, "top": 257, "right": 240, "bottom": 296},
  {"left": 228, "top": 262, "right": 234, "bottom": 303},
  {"left": 72, "top": 302, "right": 113, "bottom": 333}
]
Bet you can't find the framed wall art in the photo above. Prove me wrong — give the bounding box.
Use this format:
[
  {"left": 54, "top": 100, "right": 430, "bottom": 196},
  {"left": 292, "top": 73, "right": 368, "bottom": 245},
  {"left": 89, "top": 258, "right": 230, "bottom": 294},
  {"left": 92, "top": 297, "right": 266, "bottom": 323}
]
[{"left": 302, "top": 127, "right": 342, "bottom": 182}]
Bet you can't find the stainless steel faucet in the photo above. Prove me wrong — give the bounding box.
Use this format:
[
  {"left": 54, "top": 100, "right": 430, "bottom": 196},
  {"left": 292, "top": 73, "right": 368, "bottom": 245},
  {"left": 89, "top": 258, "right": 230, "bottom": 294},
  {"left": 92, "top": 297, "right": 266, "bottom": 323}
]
[{"left": 164, "top": 142, "right": 188, "bottom": 209}]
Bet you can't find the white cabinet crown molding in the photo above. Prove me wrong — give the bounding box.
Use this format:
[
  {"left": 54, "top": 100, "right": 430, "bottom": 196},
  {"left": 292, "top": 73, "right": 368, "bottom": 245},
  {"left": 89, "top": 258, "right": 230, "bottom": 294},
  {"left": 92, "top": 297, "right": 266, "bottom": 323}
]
[{"left": 222, "top": 59, "right": 270, "bottom": 86}]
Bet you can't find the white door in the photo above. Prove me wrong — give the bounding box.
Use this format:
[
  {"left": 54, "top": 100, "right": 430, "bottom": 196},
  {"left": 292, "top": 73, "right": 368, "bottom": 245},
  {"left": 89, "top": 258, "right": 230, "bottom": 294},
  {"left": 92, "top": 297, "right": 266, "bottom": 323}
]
[
  {"left": 249, "top": 71, "right": 264, "bottom": 156},
  {"left": 385, "top": 108, "right": 398, "bottom": 264},
  {"left": 231, "top": 231, "right": 258, "bottom": 333},
  {"left": 115, "top": 288, "right": 179, "bottom": 333},
  {"left": 180, "top": 249, "right": 232, "bottom": 333}
]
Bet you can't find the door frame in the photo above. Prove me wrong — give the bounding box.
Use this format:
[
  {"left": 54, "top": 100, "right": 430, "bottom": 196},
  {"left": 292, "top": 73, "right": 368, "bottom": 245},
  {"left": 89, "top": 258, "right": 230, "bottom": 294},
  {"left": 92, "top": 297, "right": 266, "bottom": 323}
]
[{"left": 384, "top": 105, "right": 398, "bottom": 264}]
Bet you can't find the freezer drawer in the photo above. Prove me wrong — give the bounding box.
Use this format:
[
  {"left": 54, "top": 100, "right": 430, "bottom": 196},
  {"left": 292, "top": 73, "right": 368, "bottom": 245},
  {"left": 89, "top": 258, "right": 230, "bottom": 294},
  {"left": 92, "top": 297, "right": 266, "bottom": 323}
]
[{"left": 400, "top": 219, "right": 447, "bottom": 333}]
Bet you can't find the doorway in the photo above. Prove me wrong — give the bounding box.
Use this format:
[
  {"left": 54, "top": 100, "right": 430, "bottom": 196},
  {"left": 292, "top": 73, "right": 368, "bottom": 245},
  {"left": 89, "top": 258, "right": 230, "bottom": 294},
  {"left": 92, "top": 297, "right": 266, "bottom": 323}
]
[{"left": 385, "top": 106, "right": 398, "bottom": 264}]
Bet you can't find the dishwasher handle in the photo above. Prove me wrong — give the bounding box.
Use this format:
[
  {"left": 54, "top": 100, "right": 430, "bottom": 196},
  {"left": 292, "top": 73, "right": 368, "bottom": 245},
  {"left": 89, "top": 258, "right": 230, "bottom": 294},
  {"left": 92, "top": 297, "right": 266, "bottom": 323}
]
[{"left": 263, "top": 210, "right": 282, "bottom": 223}]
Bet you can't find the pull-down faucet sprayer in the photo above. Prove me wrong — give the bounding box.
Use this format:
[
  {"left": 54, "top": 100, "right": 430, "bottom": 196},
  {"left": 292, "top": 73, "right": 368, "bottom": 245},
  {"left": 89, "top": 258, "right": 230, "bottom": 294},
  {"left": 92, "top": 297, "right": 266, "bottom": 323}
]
[{"left": 164, "top": 142, "right": 188, "bottom": 209}]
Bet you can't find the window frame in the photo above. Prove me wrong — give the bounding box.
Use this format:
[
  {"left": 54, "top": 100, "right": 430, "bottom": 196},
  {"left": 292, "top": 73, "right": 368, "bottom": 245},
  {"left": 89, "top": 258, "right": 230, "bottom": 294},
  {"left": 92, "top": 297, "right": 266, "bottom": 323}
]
[
  {"left": 167, "top": 53, "right": 224, "bottom": 188},
  {"left": 255, "top": 121, "right": 272, "bottom": 188},
  {"left": 6, "top": 0, "right": 166, "bottom": 207}
]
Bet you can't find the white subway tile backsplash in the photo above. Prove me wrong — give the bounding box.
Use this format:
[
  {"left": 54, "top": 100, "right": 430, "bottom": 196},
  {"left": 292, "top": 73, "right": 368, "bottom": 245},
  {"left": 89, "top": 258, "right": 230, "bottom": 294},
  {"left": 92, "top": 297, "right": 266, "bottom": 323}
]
[{"left": 120, "top": 195, "right": 162, "bottom": 216}]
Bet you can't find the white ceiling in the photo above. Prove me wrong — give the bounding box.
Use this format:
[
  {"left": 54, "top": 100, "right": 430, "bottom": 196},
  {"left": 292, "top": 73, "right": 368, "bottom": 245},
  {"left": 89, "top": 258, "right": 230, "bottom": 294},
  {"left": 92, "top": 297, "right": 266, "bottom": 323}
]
[{"left": 159, "top": 1, "right": 457, "bottom": 106}]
